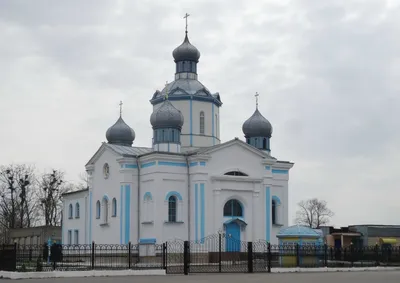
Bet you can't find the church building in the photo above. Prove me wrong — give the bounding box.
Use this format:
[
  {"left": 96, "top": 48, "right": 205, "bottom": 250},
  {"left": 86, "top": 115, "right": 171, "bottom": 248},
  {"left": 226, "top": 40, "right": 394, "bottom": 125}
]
[{"left": 62, "top": 26, "right": 294, "bottom": 249}]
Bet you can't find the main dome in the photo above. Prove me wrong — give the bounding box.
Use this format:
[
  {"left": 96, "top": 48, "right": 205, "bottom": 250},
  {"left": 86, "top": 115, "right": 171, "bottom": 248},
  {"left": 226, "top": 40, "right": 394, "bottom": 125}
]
[
  {"left": 242, "top": 109, "right": 273, "bottom": 138},
  {"left": 150, "top": 100, "right": 184, "bottom": 130},
  {"left": 106, "top": 116, "right": 135, "bottom": 146},
  {"left": 172, "top": 33, "right": 200, "bottom": 62}
]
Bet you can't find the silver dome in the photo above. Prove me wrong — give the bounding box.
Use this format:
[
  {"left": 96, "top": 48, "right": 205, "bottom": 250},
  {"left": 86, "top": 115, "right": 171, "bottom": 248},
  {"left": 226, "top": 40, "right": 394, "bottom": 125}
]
[
  {"left": 150, "top": 100, "right": 184, "bottom": 130},
  {"left": 106, "top": 116, "right": 135, "bottom": 146},
  {"left": 242, "top": 109, "right": 273, "bottom": 138},
  {"left": 172, "top": 33, "right": 200, "bottom": 63}
]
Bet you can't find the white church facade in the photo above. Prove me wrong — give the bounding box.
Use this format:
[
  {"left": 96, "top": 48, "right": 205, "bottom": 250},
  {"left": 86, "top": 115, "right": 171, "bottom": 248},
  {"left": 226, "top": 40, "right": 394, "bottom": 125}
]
[{"left": 62, "top": 28, "right": 294, "bottom": 249}]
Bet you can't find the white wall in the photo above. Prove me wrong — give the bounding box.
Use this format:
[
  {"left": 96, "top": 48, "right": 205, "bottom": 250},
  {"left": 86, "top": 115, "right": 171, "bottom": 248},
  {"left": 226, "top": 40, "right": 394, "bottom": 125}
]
[
  {"left": 62, "top": 191, "right": 88, "bottom": 245},
  {"left": 90, "top": 149, "right": 125, "bottom": 244}
]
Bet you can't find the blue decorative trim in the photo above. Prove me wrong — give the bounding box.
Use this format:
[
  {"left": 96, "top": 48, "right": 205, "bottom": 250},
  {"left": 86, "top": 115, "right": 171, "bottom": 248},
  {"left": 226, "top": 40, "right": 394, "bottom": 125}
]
[
  {"left": 212, "top": 104, "right": 215, "bottom": 145},
  {"left": 151, "top": 94, "right": 222, "bottom": 107},
  {"left": 200, "top": 183, "right": 205, "bottom": 243},
  {"left": 139, "top": 238, "right": 156, "bottom": 244},
  {"left": 125, "top": 185, "right": 131, "bottom": 244},
  {"left": 189, "top": 162, "right": 198, "bottom": 167},
  {"left": 266, "top": 187, "right": 271, "bottom": 242},
  {"left": 120, "top": 185, "right": 123, "bottom": 244},
  {"left": 190, "top": 99, "right": 193, "bottom": 146},
  {"left": 272, "top": 169, "right": 288, "bottom": 174},
  {"left": 102, "top": 194, "right": 109, "bottom": 201},
  {"left": 195, "top": 184, "right": 198, "bottom": 243},
  {"left": 143, "top": 192, "right": 153, "bottom": 201},
  {"left": 124, "top": 164, "right": 138, "bottom": 169},
  {"left": 141, "top": 161, "right": 156, "bottom": 168},
  {"left": 200, "top": 161, "right": 206, "bottom": 166},
  {"left": 265, "top": 166, "right": 271, "bottom": 170},
  {"left": 165, "top": 191, "right": 183, "bottom": 201},
  {"left": 89, "top": 192, "right": 92, "bottom": 243},
  {"left": 272, "top": 195, "right": 281, "bottom": 205},
  {"left": 158, "top": 161, "right": 186, "bottom": 167}
]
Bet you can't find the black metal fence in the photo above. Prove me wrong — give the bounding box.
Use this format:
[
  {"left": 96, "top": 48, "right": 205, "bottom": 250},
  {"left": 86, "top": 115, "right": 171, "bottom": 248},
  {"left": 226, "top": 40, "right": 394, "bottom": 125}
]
[
  {"left": 5, "top": 242, "right": 165, "bottom": 272},
  {"left": 1, "top": 236, "right": 400, "bottom": 274}
]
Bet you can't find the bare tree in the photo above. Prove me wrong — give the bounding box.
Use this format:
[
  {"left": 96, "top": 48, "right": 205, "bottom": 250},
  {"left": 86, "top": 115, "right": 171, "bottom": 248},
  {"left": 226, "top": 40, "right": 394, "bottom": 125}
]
[
  {"left": 295, "top": 198, "right": 334, "bottom": 229},
  {"left": 37, "top": 170, "right": 72, "bottom": 226},
  {"left": 77, "top": 171, "right": 89, "bottom": 189},
  {"left": 0, "top": 164, "right": 38, "bottom": 230}
]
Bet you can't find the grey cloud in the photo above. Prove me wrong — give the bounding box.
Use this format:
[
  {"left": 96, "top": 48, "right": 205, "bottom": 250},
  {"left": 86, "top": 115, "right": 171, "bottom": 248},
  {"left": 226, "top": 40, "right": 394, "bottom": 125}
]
[{"left": 1, "top": 0, "right": 399, "bottom": 227}]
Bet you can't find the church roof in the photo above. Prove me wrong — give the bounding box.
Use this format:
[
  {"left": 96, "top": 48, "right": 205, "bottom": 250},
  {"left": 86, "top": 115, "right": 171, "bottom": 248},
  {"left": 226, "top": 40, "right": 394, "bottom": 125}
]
[
  {"left": 151, "top": 79, "right": 221, "bottom": 106},
  {"left": 107, "top": 143, "right": 152, "bottom": 156},
  {"left": 150, "top": 99, "right": 184, "bottom": 130},
  {"left": 242, "top": 108, "right": 272, "bottom": 138},
  {"left": 172, "top": 33, "right": 201, "bottom": 63}
]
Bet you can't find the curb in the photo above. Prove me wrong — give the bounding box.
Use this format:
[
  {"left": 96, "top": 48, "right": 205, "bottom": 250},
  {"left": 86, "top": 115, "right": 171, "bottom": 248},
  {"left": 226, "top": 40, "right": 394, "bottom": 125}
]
[
  {"left": 0, "top": 269, "right": 166, "bottom": 280},
  {"left": 271, "top": 267, "right": 400, "bottom": 273}
]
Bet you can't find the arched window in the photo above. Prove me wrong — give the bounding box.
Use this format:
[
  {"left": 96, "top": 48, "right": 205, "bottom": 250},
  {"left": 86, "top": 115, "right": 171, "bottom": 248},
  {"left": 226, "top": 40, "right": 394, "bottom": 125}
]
[
  {"left": 75, "top": 203, "right": 80, "bottom": 218},
  {"left": 102, "top": 197, "right": 109, "bottom": 224},
  {"left": 200, "top": 111, "right": 205, "bottom": 134},
  {"left": 223, "top": 199, "right": 243, "bottom": 217},
  {"left": 272, "top": 200, "right": 276, "bottom": 225},
  {"left": 263, "top": 138, "right": 267, "bottom": 149},
  {"left": 224, "top": 171, "right": 248, "bottom": 176},
  {"left": 68, "top": 204, "right": 73, "bottom": 219},
  {"left": 112, "top": 198, "right": 117, "bottom": 217},
  {"left": 168, "top": 196, "right": 177, "bottom": 222},
  {"left": 96, "top": 201, "right": 101, "bottom": 219}
]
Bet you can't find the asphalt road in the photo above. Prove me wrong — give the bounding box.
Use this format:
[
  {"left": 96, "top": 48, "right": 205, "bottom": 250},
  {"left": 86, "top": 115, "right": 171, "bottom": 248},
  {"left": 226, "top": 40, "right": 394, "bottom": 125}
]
[{"left": 2, "top": 271, "right": 400, "bottom": 282}]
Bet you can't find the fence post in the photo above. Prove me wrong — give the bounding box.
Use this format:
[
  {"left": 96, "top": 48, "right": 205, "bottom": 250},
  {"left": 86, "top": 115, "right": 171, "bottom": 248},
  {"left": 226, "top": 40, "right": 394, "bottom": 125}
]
[
  {"left": 296, "top": 243, "right": 300, "bottom": 267},
  {"left": 247, "top": 242, "right": 253, "bottom": 273},
  {"left": 128, "top": 242, "right": 131, "bottom": 269},
  {"left": 183, "top": 241, "right": 189, "bottom": 275},
  {"left": 324, "top": 244, "right": 328, "bottom": 267},
  {"left": 375, "top": 244, "right": 379, "bottom": 266},
  {"left": 267, "top": 242, "right": 271, "bottom": 273},
  {"left": 218, "top": 233, "right": 222, "bottom": 273},
  {"left": 91, "top": 241, "right": 95, "bottom": 270},
  {"left": 162, "top": 243, "right": 166, "bottom": 270}
]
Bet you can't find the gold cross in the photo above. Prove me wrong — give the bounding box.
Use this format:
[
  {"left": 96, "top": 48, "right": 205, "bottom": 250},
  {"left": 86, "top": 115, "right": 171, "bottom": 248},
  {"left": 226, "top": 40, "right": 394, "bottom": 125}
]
[
  {"left": 184, "top": 13, "right": 190, "bottom": 33},
  {"left": 119, "top": 101, "right": 123, "bottom": 116}
]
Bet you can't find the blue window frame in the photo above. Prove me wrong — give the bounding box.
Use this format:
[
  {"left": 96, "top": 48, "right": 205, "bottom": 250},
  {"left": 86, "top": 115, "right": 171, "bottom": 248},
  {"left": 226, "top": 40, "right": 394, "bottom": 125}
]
[
  {"left": 168, "top": 196, "right": 177, "bottom": 222},
  {"left": 112, "top": 198, "right": 117, "bottom": 217},
  {"left": 96, "top": 200, "right": 101, "bottom": 219},
  {"left": 68, "top": 204, "right": 73, "bottom": 219},
  {"left": 75, "top": 203, "right": 80, "bottom": 218}
]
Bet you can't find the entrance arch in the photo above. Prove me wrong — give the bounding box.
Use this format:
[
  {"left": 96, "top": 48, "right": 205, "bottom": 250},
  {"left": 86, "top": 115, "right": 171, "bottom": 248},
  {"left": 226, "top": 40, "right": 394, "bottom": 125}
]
[{"left": 223, "top": 199, "right": 245, "bottom": 252}]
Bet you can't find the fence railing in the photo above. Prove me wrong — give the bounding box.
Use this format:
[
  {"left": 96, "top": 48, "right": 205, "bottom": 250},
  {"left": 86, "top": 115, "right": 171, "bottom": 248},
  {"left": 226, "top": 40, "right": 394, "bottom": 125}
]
[{"left": 1, "top": 239, "right": 400, "bottom": 274}]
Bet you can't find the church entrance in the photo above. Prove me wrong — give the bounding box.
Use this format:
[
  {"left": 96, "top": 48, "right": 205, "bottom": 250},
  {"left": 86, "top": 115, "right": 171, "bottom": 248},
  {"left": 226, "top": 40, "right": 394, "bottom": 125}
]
[{"left": 225, "top": 222, "right": 241, "bottom": 252}]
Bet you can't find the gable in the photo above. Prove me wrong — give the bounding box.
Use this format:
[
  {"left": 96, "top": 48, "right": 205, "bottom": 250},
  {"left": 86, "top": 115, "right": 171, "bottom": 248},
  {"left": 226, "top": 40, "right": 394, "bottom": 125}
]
[{"left": 206, "top": 141, "right": 268, "bottom": 177}]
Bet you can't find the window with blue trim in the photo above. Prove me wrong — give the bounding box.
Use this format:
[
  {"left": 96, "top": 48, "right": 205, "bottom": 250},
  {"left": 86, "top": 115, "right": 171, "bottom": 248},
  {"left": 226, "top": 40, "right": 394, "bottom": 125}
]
[
  {"left": 102, "top": 197, "right": 109, "bottom": 224},
  {"left": 168, "top": 196, "right": 177, "bottom": 222},
  {"left": 223, "top": 199, "right": 243, "bottom": 217},
  {"left": 75, "top": 203, "right": 80, "bottom": 218},
  {"left": 112, "top": 198, "right": 117, "bottom": 217},
  {"left": 200, "top": 111, "right": 205, "bottom": 134},
  {"left": 68, "top": 204, "right": 73, "bottom": 219},
  {"left": 67, "top": 230, "right": 72, "bottom": 245},
  {"left": 272, "top": 200, "right": 276, "bottom": 224},
  {"left": 74, "top": 230, "right": 79, "bottom": 245},
  {"left": 96, "top": 201, "right": 101, "bottom": 219}
]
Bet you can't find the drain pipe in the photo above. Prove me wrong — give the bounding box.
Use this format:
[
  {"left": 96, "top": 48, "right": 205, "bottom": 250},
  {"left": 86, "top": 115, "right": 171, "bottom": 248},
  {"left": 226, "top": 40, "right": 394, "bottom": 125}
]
[
  {"left": 185, "top": 155, "right": 191, "bottom": 241},
  {"left": 136, "top": 157, "right": 141, "bottom": 243}
]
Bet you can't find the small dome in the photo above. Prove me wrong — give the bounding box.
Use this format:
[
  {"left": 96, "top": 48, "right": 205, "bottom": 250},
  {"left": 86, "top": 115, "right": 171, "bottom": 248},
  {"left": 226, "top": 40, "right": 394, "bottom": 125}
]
[
  {"left": 172, "top": 33, "right": 200, "bottom": 63},
  {"left": 242, "top": 109, "right": 272, "bottom": 138},
  {"left": 277, "top": 225, "right": 321, "bottom": 238},
  {"left": 150, "top": 100, "right": 184, "bottom": 130},
  {"left": 106, "top": 116, "right": 135, "bottom": 146}
]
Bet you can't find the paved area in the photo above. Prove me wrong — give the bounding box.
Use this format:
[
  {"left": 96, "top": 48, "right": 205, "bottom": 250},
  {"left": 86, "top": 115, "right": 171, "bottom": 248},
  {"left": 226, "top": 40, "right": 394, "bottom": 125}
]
[{"left": 2, "top": 271, "right": 400, "bottom": 282}]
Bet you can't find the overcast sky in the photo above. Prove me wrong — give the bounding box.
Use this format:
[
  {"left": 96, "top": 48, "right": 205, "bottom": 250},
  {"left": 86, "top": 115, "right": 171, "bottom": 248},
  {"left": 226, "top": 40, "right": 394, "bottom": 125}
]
[{"left": 0, "top": 0, "right": 399, "bottom": 227}]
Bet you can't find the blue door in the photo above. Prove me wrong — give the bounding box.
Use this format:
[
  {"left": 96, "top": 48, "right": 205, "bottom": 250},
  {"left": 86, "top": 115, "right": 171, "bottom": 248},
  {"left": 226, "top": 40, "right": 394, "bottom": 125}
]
[{"left": 226, "top": 222, "right": 240, "bottom": 252}]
